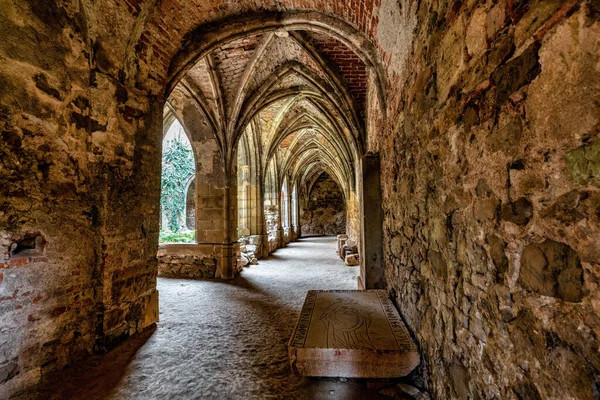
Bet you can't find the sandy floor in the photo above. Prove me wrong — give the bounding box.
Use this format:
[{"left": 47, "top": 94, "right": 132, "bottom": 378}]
[{"left": 23, "top": 236, "right": 398, "bottom": 400}]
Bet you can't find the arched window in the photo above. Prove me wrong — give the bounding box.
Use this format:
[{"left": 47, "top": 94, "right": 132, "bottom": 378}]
[
  {"left": 159, "top": 119, "right": 196, "bottom": 243},
  {"left": 282, "top": 177, "right": 289, "bottom": 228},
  {"left": 291, "top": 184, "right": 298, "bottom": 227}
]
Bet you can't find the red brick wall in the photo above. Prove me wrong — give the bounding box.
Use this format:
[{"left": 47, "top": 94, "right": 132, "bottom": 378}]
[{"left": 133, "top": 0, "right": 382, "bottom": 87}]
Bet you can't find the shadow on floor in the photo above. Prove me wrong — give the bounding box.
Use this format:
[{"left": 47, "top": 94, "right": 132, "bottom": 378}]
[
  {"left": 14, "top": 326, "right": 156, "bottom": 400},
  {"left": 11, "top": 236, "right": 426, "bottom": 400}
]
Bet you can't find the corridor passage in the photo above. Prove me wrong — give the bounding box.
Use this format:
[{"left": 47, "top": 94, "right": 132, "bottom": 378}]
[{"left": 24, "top": 236, "right": 377, "bottom": 400}]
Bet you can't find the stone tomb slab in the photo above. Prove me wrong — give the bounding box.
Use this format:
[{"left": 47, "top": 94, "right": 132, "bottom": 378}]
[{"left": 288, "top": 290, "right": 419, "bottom": 378}]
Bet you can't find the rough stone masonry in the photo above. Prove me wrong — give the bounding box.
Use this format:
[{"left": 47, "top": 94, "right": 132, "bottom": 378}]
[
  {"left": 301, "top": 172, "right": 346, "bottom": 236},
  {"left": 378, "top": 1, "right": 600, "bottom": 399},
  {"left": 0, "top": 0, "right": 599, "bottom": 399}
]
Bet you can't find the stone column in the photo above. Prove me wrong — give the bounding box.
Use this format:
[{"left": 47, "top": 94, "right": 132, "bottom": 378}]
[
  {"left": 168, "top": 90, "right": 239, "bottom": 280},
  {"left": 285, "top": 179, "right": 295, "bottom": 242},
  {"left": 296, "top": 189, "right": 305, "bottom": 239},
  {"left": 359, "top": 154, "right": 384, "bottom": 289},
  {"left": 292, "top": 183, "right": 300, "bottom": 240},
  {"left": 256, "top": 177, "right": 269, "bottom": 259},
  {"left": 276, "top": 183, "right": 285, "bottom": 248},
  {"left": 247, "top": 183, "right": 258, "bottom": 234},
  {"left": 195, "top": 180, "right": 239, "bottom": 279}
]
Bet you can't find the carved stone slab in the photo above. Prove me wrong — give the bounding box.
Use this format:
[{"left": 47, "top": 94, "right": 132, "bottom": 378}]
[{"left": 288, "top": 290, "right": 420, "bottom": 378}]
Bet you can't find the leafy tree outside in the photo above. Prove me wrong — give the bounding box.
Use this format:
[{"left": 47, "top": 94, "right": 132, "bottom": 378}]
[{"left": 160, "top": 124, "right": 196, "bottom": 242}]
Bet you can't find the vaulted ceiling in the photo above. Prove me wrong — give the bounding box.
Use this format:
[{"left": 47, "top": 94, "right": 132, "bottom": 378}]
[{"left": 167, "top": 23, "right": 374, "bottom": 194}]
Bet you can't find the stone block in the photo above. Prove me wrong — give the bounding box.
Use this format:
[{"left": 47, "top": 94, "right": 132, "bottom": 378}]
[
  {"left": 345, "top": 253, "right": 359, "bottom": 266},
  {"left": 337, "top": 234, "right": 348, "bottom": 256},
  {"left": 248, "top": 236, "right": 261, "bottom": 245},
  {"left": 466, "top": 8, "right": 488, "bottom": 58},
  {"left": 500, "top": 197, "right": 533, "bottom": 226},
  {"left": 289, "top": 290, "right": 419, "bottom": 378},
  {"left": 436, "top": 15, "right": 466, "bottom": 101},
  {"left": 518, "top": 240, "right": 583, "bottom": 302},
  {"left": 203, "top": 229, "right": 225, "bottom": 243},
  {"left": 342, "top": 244, "right": 358, "bottom": 261},
  {"left": 0, "top": 360, "right": 19, "bottom": 384},
  {"left": 157, "top": 245, "right": 218, "bottom": 280},
  {"left": 140, "top": 290, "right": 159, "bottom": 330}
]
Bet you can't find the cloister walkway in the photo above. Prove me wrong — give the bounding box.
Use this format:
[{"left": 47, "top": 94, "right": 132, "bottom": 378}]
[{"left": 21, "top": 236, "right": 393, "bottom": 400}]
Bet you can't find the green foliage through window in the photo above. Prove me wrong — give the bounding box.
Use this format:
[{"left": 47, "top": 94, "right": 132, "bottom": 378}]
[
  {"left": 159, "top": 231, "right": 195, "bottom": 243},
  {"left": 160, "top": 123, "right": 195, "bottom": 241}
]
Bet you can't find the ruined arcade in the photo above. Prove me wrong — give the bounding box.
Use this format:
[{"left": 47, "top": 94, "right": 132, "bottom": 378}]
[{"left": 1, "top": 0, "right": 600, "bottom": 399}]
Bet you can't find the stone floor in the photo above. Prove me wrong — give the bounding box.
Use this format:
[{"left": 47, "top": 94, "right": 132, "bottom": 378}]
[{"left": 18, "top": 236, "right": 423, "bottom": 400}]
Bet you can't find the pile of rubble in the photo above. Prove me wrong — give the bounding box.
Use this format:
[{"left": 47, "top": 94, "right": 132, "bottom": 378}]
[
  {"left": 336, "top": 234, "right": 359, "bottom": 266},
  {"left": 265, "top": 205, "right": 280, "bottom": 253},
  {"left": 237, "top": 237, "right": 259, "bottom": 268}
]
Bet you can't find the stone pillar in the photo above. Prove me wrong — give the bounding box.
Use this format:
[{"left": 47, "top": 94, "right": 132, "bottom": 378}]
[
  {"left": 240, "top": 181, "right": 249, "bottom": 233},
  {"left": 256, "top": 177, "right": 269, "bottom": 259},
  {"left": 168, "top": 90, "right": 239, "bottom": 280},
  {"left": 276, "top": 182, "right": 285, "bottom": 248},
  {"left": 359, "top": 154, "right": 384, "bottom": 289},
  {"left": 248, "top": 183, "right": 259, "bottom": 234},
  {"left": 294, "top": 187, "right": 302, "bottom": 239},
  {"left": 293, "top": 224, "right": 301, "bottom": 239},
  {"left": 195, "top": 181, "right": 238, "bottom": 279},
  {"left": 277, "top": 225, "right": 285, "bottom": 248},
  {"left": 285, "top": 179, "right": 295, "bottom": 242}
]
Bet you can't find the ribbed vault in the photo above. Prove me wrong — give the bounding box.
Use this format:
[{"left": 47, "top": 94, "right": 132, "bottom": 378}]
[{"left": 165, "top": 16, "right": 381, "bottom": 210}]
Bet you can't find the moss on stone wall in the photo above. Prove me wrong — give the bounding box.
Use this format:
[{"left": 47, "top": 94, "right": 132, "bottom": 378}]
[{"left": 378, "top": 1, "right": 600, "bottom": 398}]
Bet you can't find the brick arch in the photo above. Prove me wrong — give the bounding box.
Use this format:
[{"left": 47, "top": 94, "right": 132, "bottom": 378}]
[
  {"left": 156, "top": 12, "right": 388, "bottom": 188},
  {"left": 303, "top": 163, "right": 346, "bottom": 203},
  {"left": 264, "top": 102, "right": 352, "bottom": 163},
  {"left": 284, "top": 126, "right": 354, "bottom": 182},
  {"left": 230, "top": 61, "right": 361, "bottom": 188},
  {"left": 137, "top": 10, "right": 387, "bottom": 116},
  {"left": 130, "top": 1, "right": 381, "bottom": 80},
  {"left": 257, "top": 103, "right": 358, "bottom": 198}
]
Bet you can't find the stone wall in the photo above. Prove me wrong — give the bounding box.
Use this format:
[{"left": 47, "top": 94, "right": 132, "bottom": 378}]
[
  {"left": 301, "top": 172, "right": 346, "bottom": 235},
  {"left": 157, "top": 245, "right": 217, "bottom": 279},
  {"left": 1, "top": 0, "right": 598, "bottom": 398},
  {"left": 0, "top": 1, "right": 161, "bottom": 395},
  {"left": 346, "top": 190, "right": 360, "bottom": 245},
  {"left": 378, "top": 1, "right": 600, "bottom": 399}
]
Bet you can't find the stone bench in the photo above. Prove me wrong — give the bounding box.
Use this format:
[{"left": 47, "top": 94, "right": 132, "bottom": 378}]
[{"left": 288, "top": 290, "right": 419, "bottom": 378}]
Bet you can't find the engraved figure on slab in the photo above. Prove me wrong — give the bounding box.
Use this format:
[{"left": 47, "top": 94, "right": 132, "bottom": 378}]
[{"left": 319, "top": 298, "right": 376, "bottom": 350}]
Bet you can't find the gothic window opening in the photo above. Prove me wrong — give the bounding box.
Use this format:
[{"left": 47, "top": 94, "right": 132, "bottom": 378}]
[{"left": 159, "top": 119, "right": 196, "bottom": 243}]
